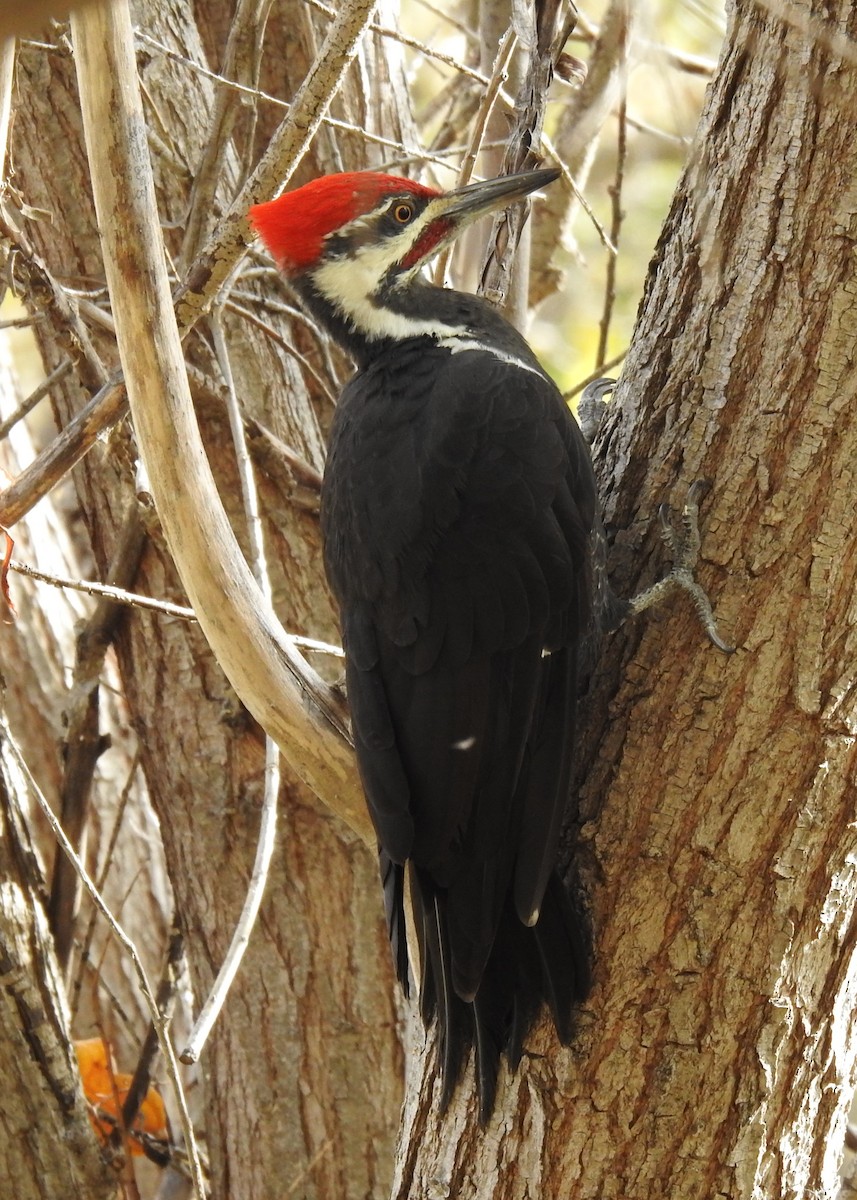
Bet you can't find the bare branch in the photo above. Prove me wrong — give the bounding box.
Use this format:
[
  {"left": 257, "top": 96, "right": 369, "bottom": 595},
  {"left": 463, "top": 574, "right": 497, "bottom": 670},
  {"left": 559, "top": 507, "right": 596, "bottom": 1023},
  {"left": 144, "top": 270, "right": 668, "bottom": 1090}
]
[
  {"left": 0, "top": 359, "right": 72, "bottom": 441},
  {"left": 70, "top": 0, "right": 371, "bottom": 846},
  {"left": 181, "top": 315, "right": 282, "bottom": 1062},
  {"left": 595, "top": 93, "right": 627, "bottom": 371},
  {"left": 564, "top": 350, "right": 628, "bottom": 401},
  {"left": 135, "top": 28, "right": 452, "bottom": 170},
  {"left": 0, "top": 708, "right": 206, "bottom": 1200},
  {"left": 11, "top": 559, "right": 344, "bottom": 656},
  {"left": 0, "top": 38, "right": 15, "bottom": 178},
  {"left": 10, "top": 559, "right": 195, "bottom": 619},
  {"left": 71, "top": 751, "right": 141, "bottom": 1019},
  {"left": 528, "top": 0, "right": 633, "bottom": 303},
  {"left": 0, "top": 377, "right": 127, "bottom": 528},
  {"left": 174, "top": 0, "right": 380, "bottom": 329},
  {"left": 180, "top": 0, "right": 273, "bottom": 265},
  {"left": 433, "top": 27, "right": 516, "bottom": 288},
  {"left": 120, "top": 930, "right": 183, "bottom": 1147},
  {"left": 47, "top": 505, "right": 147, "bottom": 974}
]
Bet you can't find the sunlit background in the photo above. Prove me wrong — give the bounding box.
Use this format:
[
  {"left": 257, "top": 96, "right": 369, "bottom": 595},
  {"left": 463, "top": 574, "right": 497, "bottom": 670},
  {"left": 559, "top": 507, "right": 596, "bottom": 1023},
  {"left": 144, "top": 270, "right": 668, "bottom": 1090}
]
[
  {"left": 1, "top": 0, "right": 727, "bottom": 454},
  {"left": 399, "top": 0, "right": 727, "bottom": 388}
]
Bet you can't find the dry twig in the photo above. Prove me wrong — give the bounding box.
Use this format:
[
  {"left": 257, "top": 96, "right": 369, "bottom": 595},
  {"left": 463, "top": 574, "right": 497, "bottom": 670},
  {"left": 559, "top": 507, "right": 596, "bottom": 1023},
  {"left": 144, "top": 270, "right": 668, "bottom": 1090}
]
[
  {"left": 71, "top": 0, "right": 370, "bottom": 849},
  {"left": 0, "top": 709, "right": 206, "bottom": 1200},
  {"left": 181, "top": 315, "right": 282, "bottom": 1062}
]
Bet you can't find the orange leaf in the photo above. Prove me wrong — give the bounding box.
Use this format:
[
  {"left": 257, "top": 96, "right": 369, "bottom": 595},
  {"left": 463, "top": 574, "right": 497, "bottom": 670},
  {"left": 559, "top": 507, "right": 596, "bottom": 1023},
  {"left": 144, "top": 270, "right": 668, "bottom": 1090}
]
[{"left": 74, "top": 1037, "right": 169, "bottom": 1157}]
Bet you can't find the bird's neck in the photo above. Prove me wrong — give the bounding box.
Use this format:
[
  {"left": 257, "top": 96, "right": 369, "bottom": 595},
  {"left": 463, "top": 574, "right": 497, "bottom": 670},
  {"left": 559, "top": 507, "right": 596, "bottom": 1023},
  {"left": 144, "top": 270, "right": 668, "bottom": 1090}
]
[{"left": 292, "top": 275, "right": 543, "bottom": 372}]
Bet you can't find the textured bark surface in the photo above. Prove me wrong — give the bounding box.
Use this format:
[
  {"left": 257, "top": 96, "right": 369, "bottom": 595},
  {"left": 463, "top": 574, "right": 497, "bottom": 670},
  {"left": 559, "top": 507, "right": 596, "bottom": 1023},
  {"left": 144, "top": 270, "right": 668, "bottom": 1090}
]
[
  {"left": 0, "top": 744, "right": 114, "bottom": 1200},
  {"left": 4, "top": 2, "right": 408, "bottom": 1197},
  {"left": 392, "top": 2, "right": 857, "bottom": 1197},
  {"left": 3, "top": 0, "right": 856, "bottom": 1197}
]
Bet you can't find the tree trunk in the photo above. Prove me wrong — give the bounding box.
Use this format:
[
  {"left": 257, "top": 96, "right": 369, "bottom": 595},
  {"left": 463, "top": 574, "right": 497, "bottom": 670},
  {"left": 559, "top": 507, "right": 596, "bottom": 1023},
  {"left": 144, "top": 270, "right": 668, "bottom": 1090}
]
[
  {"left": 0, "top": 717, "right": 115, "bottom": 1200},
  {"left": 393, "top": 2, "right": 857, "bottom": 1197},
  {"left": 3, "top": 0, "right": 856, "bottom": 1197},
  {"left": 3, "top": 1, "right": 409, "bottom": 1196}
]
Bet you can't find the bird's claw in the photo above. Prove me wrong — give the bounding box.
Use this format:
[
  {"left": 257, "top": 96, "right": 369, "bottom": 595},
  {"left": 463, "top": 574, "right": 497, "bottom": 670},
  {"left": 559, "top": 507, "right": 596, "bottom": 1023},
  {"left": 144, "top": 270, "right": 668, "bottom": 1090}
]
[
  {"left": 630, "top": 481, "right": 734, "bottom": 654},
  {"left": 577, "top": 377, "right": 616, "bottom": 444}
]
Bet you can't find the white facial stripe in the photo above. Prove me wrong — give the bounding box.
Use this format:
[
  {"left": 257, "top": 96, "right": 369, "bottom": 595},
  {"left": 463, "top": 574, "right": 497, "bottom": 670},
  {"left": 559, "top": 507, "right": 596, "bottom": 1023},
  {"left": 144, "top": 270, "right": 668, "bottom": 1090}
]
[
  {"left": 313, "top": 251, "right": 461, "bottom": 340},
  {"left": 312, "top": 199, "right": 450, "bottom": 340},
  {"left": 310, "top": 199, "right": 548, "bottom": 381}
]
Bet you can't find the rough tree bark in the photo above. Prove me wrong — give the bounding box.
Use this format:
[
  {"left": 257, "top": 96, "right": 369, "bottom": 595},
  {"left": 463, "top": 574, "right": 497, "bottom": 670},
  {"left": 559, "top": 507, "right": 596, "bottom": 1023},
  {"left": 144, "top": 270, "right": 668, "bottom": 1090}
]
[
  {"left": 0, "top": 711, "right": 114, "bottom": 1199},
  {"left": 3, "top": 1, "right": 410, "bottom": 1197},
  {"left": 2, "top": 0, "right": 856, "bottom": 1198},
  {"left": 394, "top": 1, "right": 857, "bottom": 1197}
]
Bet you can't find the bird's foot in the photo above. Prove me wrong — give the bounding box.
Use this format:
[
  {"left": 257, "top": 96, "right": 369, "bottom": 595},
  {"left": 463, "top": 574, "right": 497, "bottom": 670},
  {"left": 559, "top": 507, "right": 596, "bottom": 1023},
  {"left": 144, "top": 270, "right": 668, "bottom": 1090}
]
[
  {"left": 577, "top": 377, "right": 616, "bottom": 444},
  {"left": 628, "top": 480, "right": 734, "bottom": 653}
]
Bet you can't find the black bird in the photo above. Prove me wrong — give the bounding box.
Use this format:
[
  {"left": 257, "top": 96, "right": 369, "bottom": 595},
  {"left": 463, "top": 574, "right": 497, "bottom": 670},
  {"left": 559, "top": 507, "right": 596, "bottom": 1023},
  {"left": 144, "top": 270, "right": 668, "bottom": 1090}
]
[{"left": 250, "top": 168, "right": 723, "bottom": 1120}]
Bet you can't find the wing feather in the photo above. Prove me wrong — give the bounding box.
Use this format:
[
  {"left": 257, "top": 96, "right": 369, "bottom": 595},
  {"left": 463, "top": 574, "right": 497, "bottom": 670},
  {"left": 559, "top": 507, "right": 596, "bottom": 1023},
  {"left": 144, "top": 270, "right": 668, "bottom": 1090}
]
[{"left": 321, "top": 342, "right": 597, "bottom": 1113}]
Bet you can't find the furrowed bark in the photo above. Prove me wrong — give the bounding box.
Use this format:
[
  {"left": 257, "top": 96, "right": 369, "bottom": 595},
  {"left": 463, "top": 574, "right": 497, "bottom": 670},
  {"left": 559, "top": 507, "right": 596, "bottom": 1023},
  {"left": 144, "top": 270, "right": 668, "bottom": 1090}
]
[{"left": 392, "top": 2, "right": 857, "bottom": 1196}]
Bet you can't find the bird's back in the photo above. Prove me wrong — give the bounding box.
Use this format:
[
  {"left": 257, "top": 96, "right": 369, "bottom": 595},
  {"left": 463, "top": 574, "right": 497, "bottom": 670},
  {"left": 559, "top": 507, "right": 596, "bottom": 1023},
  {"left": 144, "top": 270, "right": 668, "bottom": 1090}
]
[{"left": 321, "top": 328, "right": 597, "bottom": 1118}]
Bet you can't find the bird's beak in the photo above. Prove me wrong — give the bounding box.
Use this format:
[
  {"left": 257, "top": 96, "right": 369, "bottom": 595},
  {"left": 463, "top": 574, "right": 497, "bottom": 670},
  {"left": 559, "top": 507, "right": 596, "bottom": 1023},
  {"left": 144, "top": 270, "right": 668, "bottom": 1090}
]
[{"left": 437, "top": 167, "right": 560, "bottom": 226}]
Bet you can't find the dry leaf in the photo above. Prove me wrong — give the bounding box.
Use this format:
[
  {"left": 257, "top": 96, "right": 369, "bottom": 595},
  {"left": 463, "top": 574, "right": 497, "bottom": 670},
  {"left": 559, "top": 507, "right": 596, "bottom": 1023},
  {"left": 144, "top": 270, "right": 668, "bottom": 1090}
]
[{"left": 74, "top": 1036, "right": 169, "bottom": 1159}]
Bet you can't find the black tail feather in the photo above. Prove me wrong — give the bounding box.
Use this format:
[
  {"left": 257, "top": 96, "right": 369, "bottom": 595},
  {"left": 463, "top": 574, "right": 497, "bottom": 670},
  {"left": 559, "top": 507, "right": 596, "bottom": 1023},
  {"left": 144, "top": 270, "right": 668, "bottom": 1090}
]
[
  {"left": 473, "top": 992, "right": 501, "bottom": 1123},
  {"left": 402, "top": 865, "right": 589, "bottom": 1121},
  {"left": 533, "top": 871, "right": 590, "bottom": 1042},
  {"left": 379, "top": 849, "right": 410, "bottom": 995},
  {"left": 410, "top": 868, "right": 468, "bottom": 1110}
]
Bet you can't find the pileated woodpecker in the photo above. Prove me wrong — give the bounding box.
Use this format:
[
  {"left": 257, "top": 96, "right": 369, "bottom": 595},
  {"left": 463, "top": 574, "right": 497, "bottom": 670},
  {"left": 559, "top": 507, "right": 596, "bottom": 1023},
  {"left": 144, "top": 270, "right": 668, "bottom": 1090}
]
[{"left": 250, "top": 168, "right": 724, "bottom": 1120}]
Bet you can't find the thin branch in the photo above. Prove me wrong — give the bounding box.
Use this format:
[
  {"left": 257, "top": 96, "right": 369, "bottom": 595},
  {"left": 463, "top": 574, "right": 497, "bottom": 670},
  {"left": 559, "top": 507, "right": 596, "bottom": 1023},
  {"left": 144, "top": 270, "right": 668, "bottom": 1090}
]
[
  {"left": 72, "top": 0, "right": 370, "bottom": 848},
  {"left": 47, "top": 505, "right": 147, "bottom": 975},
  {"left": 541, "top": 132, "right": 617, "bottom": 254},
  {"left": 0, "top": 37, "right": 15, "bottom": 180},
  {"left": 411, "top": 0, "right": 479, "bottom": 45},
  {"left": 174, "top": 0, "right": 402, "bottom": 331},
  {"left": 120, "top": 929, "right": 184, "bottom": 1142},
  {"left": 181, "top": 318, "right": 281, "bottom": 1064},
  {"left": 304, "top": 0, "right": 491, "bottom": 84},
  {"left": 284, "top": 1138, "right": 334, "bottom": 1197},
  {"left": 0, "top": 375, "right": 127, "bottom": 529},
  {"left": 180, "top": 0, "right": 273, "bottom": 266},
  {"left": 244, "top": 417, "right": 324, "bottom": 511},
  {"left": 0, "top": 359, "right": 73, "bottom": 441},
  {"left": 433, "top": 26, "right": 516, "bottom": 287},
  {"left": 225, "top": 297, "right": 339, "bottom": 407},
  {"left": 210, "top": 315, "right": 269, "bottom": 581},
  {"left": 135, "top": 28, "right": 452, "bottom": 171},
  {"left": 479, "top": 2, "right": 563, "bottom": 312},
  {"left": 564, "top": 350, "right": 628, "bottom": 401},
  {"left": 10, "top": 559, "right": 344, "bottom": 655},
  {"left": 0, "top": 213, "right": 110, "bottom": 392},
  {"left": 596, "top": 93, "right": 627, "bottom": 370},
  {"left": 180, "top": 735, "right": 280, "bottom": 1063},
  {"left": 527, "top": 0, "right": 631, "bottom": 302},
  {"left": 0, "top": 313, "right": 43, "bottom": 329},
  {"left": 71, "top": 749, "right": 141, "bottom": 1018},
  {"left": 0, "top": 708, "right": 206, "bottom": 1200},
  {"left": 10, "top": 559, "right": 196, "bottom": 619},
  {"left": 457, "top": 28, "right": 516, "bottom": 189}
]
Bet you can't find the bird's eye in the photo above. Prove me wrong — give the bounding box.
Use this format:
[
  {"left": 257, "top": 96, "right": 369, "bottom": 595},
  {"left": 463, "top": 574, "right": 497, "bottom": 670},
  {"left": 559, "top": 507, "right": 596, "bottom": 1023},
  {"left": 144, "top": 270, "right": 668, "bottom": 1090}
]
[{"left": 391, "top": 201, "right": 414, "bottom": 224}]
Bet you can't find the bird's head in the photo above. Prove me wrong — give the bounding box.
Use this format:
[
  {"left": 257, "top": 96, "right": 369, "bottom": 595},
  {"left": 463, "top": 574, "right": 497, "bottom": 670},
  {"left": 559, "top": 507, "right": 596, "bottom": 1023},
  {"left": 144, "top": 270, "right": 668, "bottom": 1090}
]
[{"left": 249, "top": 167, "right": 559, "bottom": 342}]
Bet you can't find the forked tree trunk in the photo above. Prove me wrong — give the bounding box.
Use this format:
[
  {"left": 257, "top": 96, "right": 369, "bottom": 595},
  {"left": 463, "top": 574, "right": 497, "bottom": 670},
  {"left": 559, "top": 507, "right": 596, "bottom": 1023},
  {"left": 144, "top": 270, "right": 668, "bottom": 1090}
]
[
  {"left": 2, "top": 0, "right": 856, "bottom": 1198},
  {"left": 392, "top": 2, "right": 857, "bottom": 1197},
  {"left": 4, "top": 2, "right": 408, "bottom": 1197}
]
